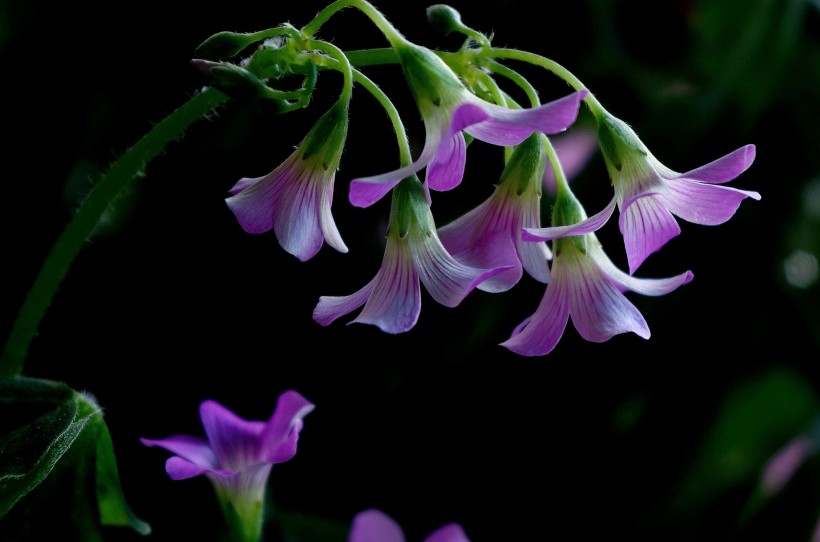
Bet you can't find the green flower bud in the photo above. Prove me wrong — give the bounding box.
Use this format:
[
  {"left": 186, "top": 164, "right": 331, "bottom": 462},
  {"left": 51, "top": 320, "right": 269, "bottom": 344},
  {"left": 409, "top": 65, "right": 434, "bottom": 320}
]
[
  {"left": 194, "top": 31, "right": 258, "bottom": 61},
  {"left": 426, "top": 4, "right": 463, "bottom": 34}
]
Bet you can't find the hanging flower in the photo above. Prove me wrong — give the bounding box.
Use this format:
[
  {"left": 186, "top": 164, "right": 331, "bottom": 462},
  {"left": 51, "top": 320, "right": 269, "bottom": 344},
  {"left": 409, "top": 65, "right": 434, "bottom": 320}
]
[
  {"left": 502, "top": 188, "right": 693, "bottom": 357},
  {"left": 141, "top": 391, "right": 314, "bottom": 542},
  {"left": 350, "top": 509, "right": 470, "bottom": 542},
  {"left": 314, "top": 175, "right": 509, "bottom": 334},
  {"left": 348, "top": 40, "right": 587, "bottom": 208},
  {"left": 597, "top": 112, "right": 759, "bottom": 273},
  {"left": 438, "top": 133, "right": 551, "bottom": 293},
  {"left": 225, "top": 98, "right": 350, "bottom": 262}
]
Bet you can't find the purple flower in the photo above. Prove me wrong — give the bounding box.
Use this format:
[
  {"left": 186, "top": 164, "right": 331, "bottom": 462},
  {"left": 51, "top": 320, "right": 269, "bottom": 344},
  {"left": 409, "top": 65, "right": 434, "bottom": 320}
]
[
  {"left": 598, "top": 112, "right": 760, "bottom": 273},
  {"left": 438, "top": 133, "right": 551, "bottom": 293},
  {"left": 350, "top": 509, "right": 470, "bottom": 542},
  {"left": 141, "top": 391, "right": 314, "bottom": 542},
  {"left": 314, "top": 176, "right": 509, "bottom": 334},
  {"left": 502, "top": 191, "right": 693, "bottom": 357},
  {"left": 761, "top": 436, "right": 814, "bottom": 496},
  {"left": 225, "top": 99, "right": 349, "bottom": 262},
  {"left": 348, "top": 40, "right": 587, "bottom": 208}
]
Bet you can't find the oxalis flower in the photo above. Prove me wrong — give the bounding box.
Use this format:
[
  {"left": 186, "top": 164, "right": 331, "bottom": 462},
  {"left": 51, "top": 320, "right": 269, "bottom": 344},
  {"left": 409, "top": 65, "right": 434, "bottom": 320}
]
[
  {"left": 141, "top": 391, "right": 314, "bottom": 542},
  {"left": 502, "top": 187, "right": 693, "bottom": 357},
  {"left": 597, "top": 111, "right": 760, "bottom": 274},
  {"left": 350, "top": 509, "right": 470, "bottom": 542},
  {"left": 348, "top": 39, "right": 587, "bottom": 208},
  {"left": 438, "top": 133, "right": 551, "bottom": 293},
  {"left": 314, "top": 175, "right": 510, "bottom": 334},
  {"left": 225, "top": 98, "right": 349, "bottom": 262}
]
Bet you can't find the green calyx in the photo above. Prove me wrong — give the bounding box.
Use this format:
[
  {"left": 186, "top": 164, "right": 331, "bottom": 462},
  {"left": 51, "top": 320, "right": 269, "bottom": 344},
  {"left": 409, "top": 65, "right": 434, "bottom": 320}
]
[
  {"left": 551, "top": 185, "right": 590, "bottom": 256},
  {"left": 498, "top": 134, "right": 546, "bottom": 197},
  {"left": 395, "top": 41, "right": 465, "bottom": 111},
  {"left": 388, "top": 176, "right": 432, "bottom": 241},
  {"left": 300, "top": 99, "right": 350, "bottom": 170},
  {"left": 597, "top": 112, "right": 647, "bottom": 179}
]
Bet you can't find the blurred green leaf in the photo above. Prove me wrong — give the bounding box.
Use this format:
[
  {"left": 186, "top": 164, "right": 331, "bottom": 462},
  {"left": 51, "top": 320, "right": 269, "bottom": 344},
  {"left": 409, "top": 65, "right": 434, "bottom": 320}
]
[{"left": 672, "top": 368, "right": 820, "bottom": 520}]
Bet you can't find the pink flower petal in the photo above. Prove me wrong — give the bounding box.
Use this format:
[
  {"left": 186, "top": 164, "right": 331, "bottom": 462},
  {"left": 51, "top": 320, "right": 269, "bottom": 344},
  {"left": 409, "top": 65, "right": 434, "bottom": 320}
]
[
  {"left": 349, "top": 509, "right": 406, "bottom": 542},
  {"left": 199, "top": 400, "right": 266, "bottom": 470}
]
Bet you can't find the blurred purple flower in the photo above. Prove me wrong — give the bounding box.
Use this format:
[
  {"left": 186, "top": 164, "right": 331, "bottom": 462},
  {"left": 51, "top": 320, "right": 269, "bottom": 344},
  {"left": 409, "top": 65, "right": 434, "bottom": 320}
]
[
  {"left": 503, "top": 192, "right": 693, "bottom": 356},
  {"left": 761, "top": 436, "right": 814, "bottom": 496},
  {"left": 542, "top": 126, "right": 599, "bottom": 195},
  {"left": 141, "top": 391, "right": 314, "bottom": 542},
  {"left": 598, "top": 112, "right": 759, "bottom": 274},
  {"left": 226, "top": 99, "right": 349, "bottom": 262},
  {"left": 349, "top": 40, "right": 587, "bottom": 207},
  {"left": 315, "top": 176, "right": 509, "bottom": 333},
  {"left": 350, "top": 509, "right": 470, "bottom": 542},
  {"left": 438, "top": 133, "right": 552, "bottom": 293}
]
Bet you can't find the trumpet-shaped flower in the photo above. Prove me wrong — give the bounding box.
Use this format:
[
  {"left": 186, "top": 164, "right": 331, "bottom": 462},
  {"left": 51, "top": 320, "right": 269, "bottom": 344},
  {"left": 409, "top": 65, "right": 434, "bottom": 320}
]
[
  {"left": 350, "top": 509, "right": 470, "bottom": 542},
  {"left": 597, "top": 112, "right": 760, "bottom": 273},
  {"left": 226, "top": 99, "right": 349, "bottom": 262},
  {"left": 314, "top": 176, "right": 509, "bottom": 334},
  {"left": 438, "top": 133, "right": 551, "bottom": 293},
  {"left": 502, "top": 189, "right": 693, "bottom": 357},
  {"left": 141, "top": 391, "right": 314, "bottom": 542},
  {"left": 348, "top": 40, "right": 587, "bottom": 208}
]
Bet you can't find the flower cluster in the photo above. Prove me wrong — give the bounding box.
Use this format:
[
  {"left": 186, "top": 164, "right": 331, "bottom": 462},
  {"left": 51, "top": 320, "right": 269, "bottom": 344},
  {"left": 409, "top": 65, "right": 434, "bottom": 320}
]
[{"left": 206, "top": 1, "right": 759, "bottom": 357}]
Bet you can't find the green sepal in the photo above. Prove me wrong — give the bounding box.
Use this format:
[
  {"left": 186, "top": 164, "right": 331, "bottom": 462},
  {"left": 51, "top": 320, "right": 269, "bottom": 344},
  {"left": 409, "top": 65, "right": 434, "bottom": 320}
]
[{"left": 597, "top": 113, "right": 646, "bottom": 176}]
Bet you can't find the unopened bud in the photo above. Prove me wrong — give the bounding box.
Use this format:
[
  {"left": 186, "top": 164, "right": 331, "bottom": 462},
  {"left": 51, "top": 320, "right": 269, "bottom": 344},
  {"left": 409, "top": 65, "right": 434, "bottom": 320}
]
[
  {"left": 195, "top": 31, "right": 257, "bottom": 60},
  {"left": 426, "top": 4, "right": 463, "bottom": 34}
]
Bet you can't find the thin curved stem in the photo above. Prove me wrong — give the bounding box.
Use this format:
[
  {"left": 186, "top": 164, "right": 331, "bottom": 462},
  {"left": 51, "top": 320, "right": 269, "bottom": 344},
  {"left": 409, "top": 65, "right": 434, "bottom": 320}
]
[
  {"left": 0, "top": 87, "right": 230, "bottom": 377},
  {"left": 486, "top": 48, "right": 605, "bottom": 118}
]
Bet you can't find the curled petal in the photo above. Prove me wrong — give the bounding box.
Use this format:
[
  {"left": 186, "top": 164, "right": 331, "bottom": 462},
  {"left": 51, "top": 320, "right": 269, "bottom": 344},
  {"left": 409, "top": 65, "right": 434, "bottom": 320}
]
[
  {"left": 679, "top": 144, "right": 756, "bottom": 184},
  {"left": 313, "top": 279, "right": 376, "bottom": 327},
  {"left": 501, "top": 275, "right": 570, "bottom": 357},
  {"left": 140, "top": 435, "right": 218, "bottom": 471},
  {"left": 426, "top": 130, "right": 468, "bottom": 192},
  {"left": 164, "top": 456, "right": 222, "bottom": 480},
  {"left": 661, "top": 178, "right": 761, "bottom": 226},
  {"left": 523, "top": 197, "right": 617, "bottom": 242},
  {"left": 225, "top": 171, "right": 287, "bottom": 235},
  {"left": 349, "top": 122, "right": 444, "bottom": 208},
  {"left": 465, "top": 90, "right": 588, "bottom": 146},
  {"left": 260, "top": 390, "right": 315, "bottom": 463}
]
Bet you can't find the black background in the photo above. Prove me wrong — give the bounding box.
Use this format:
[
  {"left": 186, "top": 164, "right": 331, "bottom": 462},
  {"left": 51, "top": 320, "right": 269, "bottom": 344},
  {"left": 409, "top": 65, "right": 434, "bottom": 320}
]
[{"left": 2, "top": 1, "right": 820, "bottom": 541}]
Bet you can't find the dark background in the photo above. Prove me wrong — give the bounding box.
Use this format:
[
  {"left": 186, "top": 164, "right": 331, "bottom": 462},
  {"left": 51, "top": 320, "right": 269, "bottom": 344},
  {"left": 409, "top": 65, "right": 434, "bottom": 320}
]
[{"left": 3, "top": 0, "right": 820, "bottom": 541}]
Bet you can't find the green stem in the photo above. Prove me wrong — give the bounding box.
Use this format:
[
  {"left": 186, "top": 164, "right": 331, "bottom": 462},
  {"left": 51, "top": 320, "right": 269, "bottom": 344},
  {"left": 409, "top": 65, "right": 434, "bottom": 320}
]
[
  {"left": 301, "top": 0, "right": 406, "bottom": 48},
  {"left": 486, "top": 48, "right": 605, "bottom": 118},
  {"left": 345, "top": 48, "right": 398, "bottom": 67},
  {"left": 352, "top": 69, "right": 412, "bottom": 166},
  {"left": 0, "top": 87, "right": 229, "bottom": 378},
  {"left": 307, "top": 52, "right": 411, "bottom": 166},
  {"left": 542, "top": 133, "right": 570, "bottom": 194},
  {"left": 485, "top": 59, "right": 540, "bottom": 108}
]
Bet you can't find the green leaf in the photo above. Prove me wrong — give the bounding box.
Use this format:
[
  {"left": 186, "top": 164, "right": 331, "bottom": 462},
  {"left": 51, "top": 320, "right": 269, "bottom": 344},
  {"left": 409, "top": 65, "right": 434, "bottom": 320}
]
[
  {"left": 0, "top": 377, "right": 86, "bottom": 517},
  {"left": 671, "top": 368, "right": 820, "bottom": 522},
  {"left": 92, "top": 398, "right": 152, "bottom": 535},
  {"left": 0, "top": 376, "right": 150, "bottom": 537}
]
